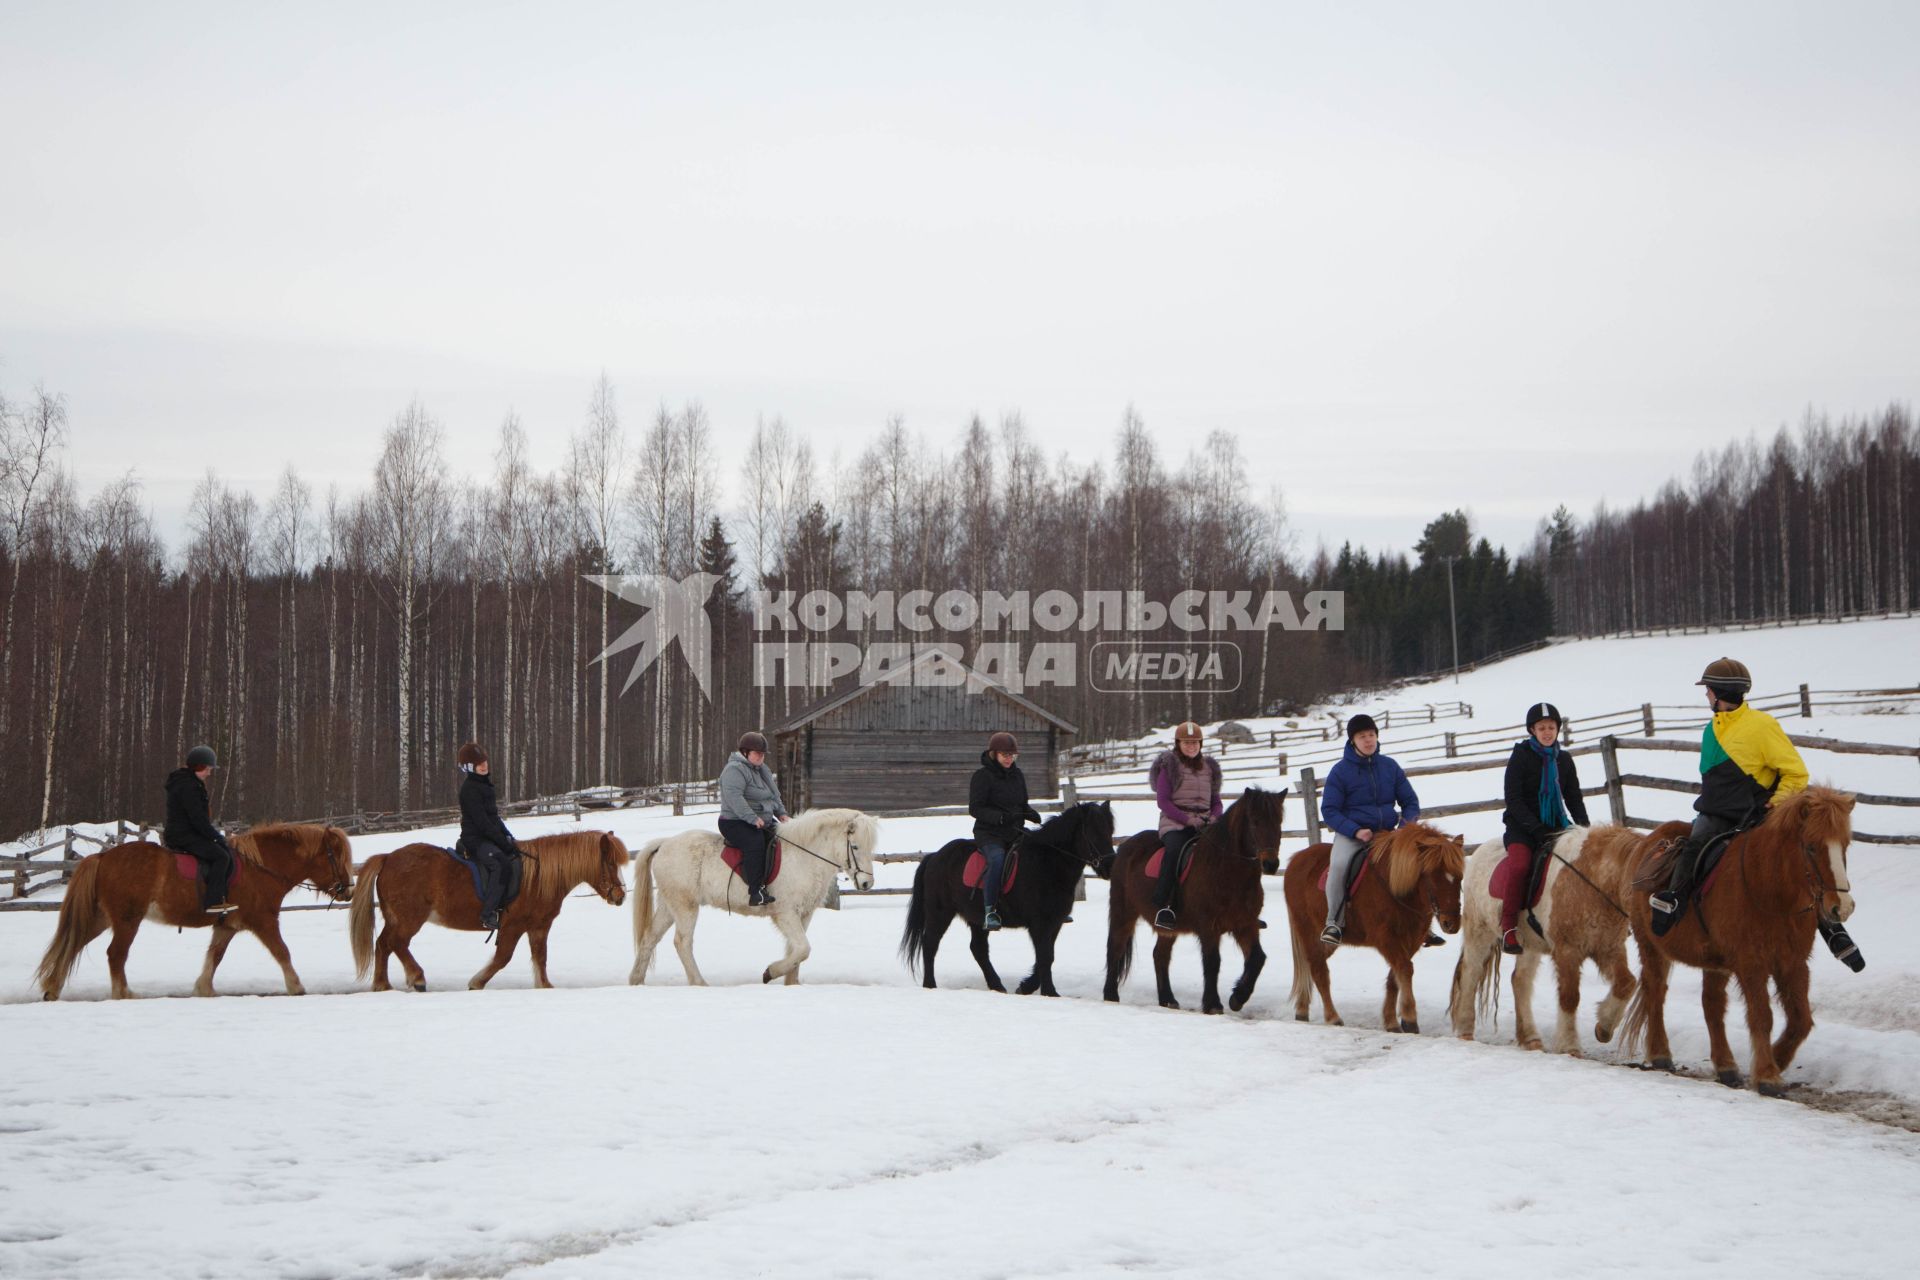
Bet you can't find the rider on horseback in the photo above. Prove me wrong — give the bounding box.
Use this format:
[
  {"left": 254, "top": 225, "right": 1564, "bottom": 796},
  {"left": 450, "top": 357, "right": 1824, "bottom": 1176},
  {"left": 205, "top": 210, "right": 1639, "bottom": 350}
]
[
  {"left": 1496, "top": 702, "right": 1589, "bottom": 954},
  {"left": 457, "top": 742, "right": 522, "bottom": 930},
  {"left": 1649, "top": 657, "right": 1809, "bottom": 937},
  {"left": 720, "top": 731, "right": 789, "bottom": 907},
  {"left": 1319, "top": 714, "right": 1421, "bottom": 948},
  {"left": 969, "top": 731, "right": 1040, "bottom": 931},
  {"left": 1150, "top": 720, "right": 1222, "bottom": 929},
  {"left": 163, "top": 745, "right": 239, "bottom": 915}
]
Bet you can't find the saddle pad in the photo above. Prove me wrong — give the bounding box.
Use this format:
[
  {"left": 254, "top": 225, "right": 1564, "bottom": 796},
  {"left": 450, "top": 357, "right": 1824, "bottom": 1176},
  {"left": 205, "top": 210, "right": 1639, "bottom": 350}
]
[
  {"left": 1489, "top": 849, "right": 1546, "bottom": 909},
  {"left": 1316, "top": 850, "right": 1372, "bottom": 896},
  {"left": 443, "top": 844, "right": 525, "bottom": 910},
  {"left": 962, "top": 849, "right": 1018, "bottom": 893},
  {"left": 722, "top": 843, "right": 783, "bottom": 885},
  {"left": 172, "top": 852, "right": 243, "bottom": 885},
  {"left": 1143, "top": 841, "right": 1195, "bottom": 884}
]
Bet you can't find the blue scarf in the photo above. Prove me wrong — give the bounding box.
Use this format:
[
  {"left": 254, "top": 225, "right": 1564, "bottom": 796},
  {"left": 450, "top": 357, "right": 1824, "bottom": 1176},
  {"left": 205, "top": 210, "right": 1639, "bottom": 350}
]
[{"left": 1527, "top": 737, "right": 1570, "bottom": 830}]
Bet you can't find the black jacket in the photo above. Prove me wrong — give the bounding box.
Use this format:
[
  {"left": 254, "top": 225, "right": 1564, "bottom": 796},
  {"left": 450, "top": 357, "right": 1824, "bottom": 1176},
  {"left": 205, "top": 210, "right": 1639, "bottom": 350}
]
[
  {"left": 459, "top": 771, "right": 518, "bottom": 855},
  {"left": 162, "top": 767, "right": 223, "bottom": 849},
  {"left": 1501, "top": 742, "right": 1590, "bottom": 850},
  {"left": 969, "top": 750, "right": 1041, "bottom": 846}
]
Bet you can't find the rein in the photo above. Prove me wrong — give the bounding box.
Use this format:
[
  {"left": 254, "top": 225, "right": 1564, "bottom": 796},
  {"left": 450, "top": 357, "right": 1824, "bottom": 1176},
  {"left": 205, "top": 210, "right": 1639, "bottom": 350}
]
[
  {"left": 1546, "top": 848, "right": 1632, "bottom": 923},
  {"left": 774, "top": 820, "right": 866, "bottom": 879}
]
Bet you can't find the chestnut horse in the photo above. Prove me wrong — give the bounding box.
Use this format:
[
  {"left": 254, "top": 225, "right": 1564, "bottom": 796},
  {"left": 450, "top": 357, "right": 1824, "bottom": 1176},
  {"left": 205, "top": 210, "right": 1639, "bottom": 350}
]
[
  {"left": 1283, "top": 823, "right": 1465, "bottom": 1032},
  {"left": 1450, "top": 826, "right": 1638, "bottom": 1054},
  {"left": 34, "top": 823, "right": 355, "bottom": 1000},
  {"left": 349, "top": 831, "right": 629, "bottom": 992},
  {"left": 1619, "top": 786, "right": 1857, "bottom": 1095},
  {"left": 1103, "top": 788, "right": 1286, "bottom": 1013}
]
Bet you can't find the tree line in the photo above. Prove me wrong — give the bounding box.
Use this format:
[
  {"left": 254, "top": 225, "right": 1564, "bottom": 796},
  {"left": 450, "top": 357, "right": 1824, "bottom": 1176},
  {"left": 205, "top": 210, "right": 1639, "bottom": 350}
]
[{"left": 1, "top": 364, "right": 1912, "bottom": 837}]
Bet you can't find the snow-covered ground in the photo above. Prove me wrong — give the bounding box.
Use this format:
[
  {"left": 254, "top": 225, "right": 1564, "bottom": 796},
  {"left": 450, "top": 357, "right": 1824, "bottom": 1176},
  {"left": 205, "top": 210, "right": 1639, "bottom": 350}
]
[{"left": 4, "top": 618, "right": 1920, "bottom": 1278}]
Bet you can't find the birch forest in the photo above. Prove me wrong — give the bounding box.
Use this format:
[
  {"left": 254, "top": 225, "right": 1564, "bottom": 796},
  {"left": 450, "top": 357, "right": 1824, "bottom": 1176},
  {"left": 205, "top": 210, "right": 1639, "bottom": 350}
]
[{"left": 1, "top": 365, "right": 1914, "bottom": 837}]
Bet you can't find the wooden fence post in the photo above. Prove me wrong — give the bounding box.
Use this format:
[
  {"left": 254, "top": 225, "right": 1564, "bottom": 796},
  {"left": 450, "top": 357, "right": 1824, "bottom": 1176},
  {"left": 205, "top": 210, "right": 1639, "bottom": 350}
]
[
  {"left": 1641, "top": 703, "right": 1655, "bottom": 736},
  {"left": 1445, "top": 732, "right": 1456, "bottom": 759},
  {"left": 673, "top": 784, "right": 685, "bottom": 816},
  {"left": 1276, "top": 751, "right": 1288, "bottom": 777},
  {"left": 1600, "top": 735, "right": 1625, "bottom": 825},
  {"left": 1061, "top": 777, "right": 1078, "bottom": 806},
  {"left": 1300, "top": 767, "right": 1321, "bottom": 844},
  {"left": 1800, "top": 683, "right": 1812, "bottom": 718}
]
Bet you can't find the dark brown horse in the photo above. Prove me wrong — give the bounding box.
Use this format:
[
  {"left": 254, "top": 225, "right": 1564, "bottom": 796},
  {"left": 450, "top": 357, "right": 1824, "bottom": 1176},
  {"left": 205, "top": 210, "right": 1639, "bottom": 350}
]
[
  {"left": 1619, "top": 786, "right": 1857, "bottom": 1095},
  {"left": 34, "top": 824, "right": 355, "bottom": 1000},
  {"left": 1283, "top": 823, "right": 1465, "bottom": 1032},
  {"left": 1103, "top": 788, "right": 1286, "bottom": 1013},
  {"left": 350, "top": 831, "right": 629, "bottom": 991}
]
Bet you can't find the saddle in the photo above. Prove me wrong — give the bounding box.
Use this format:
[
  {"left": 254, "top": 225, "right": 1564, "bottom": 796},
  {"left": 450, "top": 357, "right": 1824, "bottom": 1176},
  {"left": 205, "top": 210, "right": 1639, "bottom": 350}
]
[
  {"left": 1316, "top": 845, "right": 1372, "bottom": 898},
  {"left": 962, "top": 847, "right": 1019, "bottom": 893},
  {"left": 446, "top": 842, "right": 525, "bottom": 911},
  {"left": 167, "top": 846, "right": 243, "bottom": 886},
  {"left": 1490, "top": 840, "right": 1555, "bottom": 911},
  {"left": 1640, "top": 827, "right": 1743, "bottom": 905},
  {"left": 722, "top": 842, "right": 783, "bottom": 886},
  {"left": 1143, "top": 837, "right": 1196, "bottom": 885}
]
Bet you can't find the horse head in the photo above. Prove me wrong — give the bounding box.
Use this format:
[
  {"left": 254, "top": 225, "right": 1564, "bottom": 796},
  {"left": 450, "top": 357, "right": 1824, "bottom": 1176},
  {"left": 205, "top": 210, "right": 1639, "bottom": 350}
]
[
  {"left": 1387, "top": 824, "right": 1466, "bottom": 934},
  {"left": 1227, "top": 786, "right": 1288, "bottom": 874},
  {"left": 1053, "top": 800, "right": 1116, "bottom": 877},
  {"left": 844, "top": 813, "right": 880, "bottom": 892},
  {"left": 1773, "top": 785, "right": 1858, "bottom": 923},
  {"left": 315, "top": 826, "right": 356, "bottom": 902},
  {"left": 594, "top": 833, "right": 630, "bottom": 906}
]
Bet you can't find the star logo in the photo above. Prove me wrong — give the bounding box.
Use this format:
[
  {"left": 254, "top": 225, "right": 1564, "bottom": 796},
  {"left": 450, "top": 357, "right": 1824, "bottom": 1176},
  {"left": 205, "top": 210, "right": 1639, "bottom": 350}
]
[{"left": 586, "top": 572, "right": 723, "bottom": 701}]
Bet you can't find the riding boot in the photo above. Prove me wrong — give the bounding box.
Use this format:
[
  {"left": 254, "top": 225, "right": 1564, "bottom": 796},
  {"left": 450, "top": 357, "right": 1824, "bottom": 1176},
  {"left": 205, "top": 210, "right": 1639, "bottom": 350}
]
[
  {"left": 1153, "top": 833, "right": 1185, "bottom": 928},
  {"left": 1649, "top": 839, "right": 1699, "bottom": 937}
]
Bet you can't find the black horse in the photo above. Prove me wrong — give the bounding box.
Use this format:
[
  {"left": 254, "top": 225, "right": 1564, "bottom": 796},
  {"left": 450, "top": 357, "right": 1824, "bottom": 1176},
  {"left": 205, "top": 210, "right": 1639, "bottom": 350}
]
[{"left": 901, "top": 800, "right": 1115, "bottom": 996}]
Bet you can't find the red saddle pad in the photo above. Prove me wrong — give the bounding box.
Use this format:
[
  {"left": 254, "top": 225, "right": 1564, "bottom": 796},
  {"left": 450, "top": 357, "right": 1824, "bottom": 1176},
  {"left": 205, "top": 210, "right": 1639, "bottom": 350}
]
[
  {"left": 962, "top": 849, "right": 1018, "bottom": 893},
  {"left": 172, "top": 852, "right": 242, "bottom": 885},
  {"left": 1489, "top": 850, "right": 1545, "bottom": 909},
  {"left": 1316, "top": 853, "right": 1370, "bottom": 895},
  {"left": 1144, "top": 840, "right": 1195, "bottom": 884},
  {"left": 722, "top": 842, "right": 783, "bottom": 885}
]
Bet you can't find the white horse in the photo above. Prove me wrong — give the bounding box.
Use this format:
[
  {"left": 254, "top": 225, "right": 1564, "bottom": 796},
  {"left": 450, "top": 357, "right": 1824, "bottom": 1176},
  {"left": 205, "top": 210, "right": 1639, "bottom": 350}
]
[
  {"left": 627, "top": 808, "right": 879, "bottom": 986},
  {"left": 1449, "top": 825, "right": 1639, "bottom": 1055}
]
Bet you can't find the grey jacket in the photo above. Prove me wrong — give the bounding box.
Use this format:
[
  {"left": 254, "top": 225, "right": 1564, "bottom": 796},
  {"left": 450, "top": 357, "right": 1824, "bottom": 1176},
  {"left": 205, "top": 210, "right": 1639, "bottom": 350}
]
[{"left": 719, "top": 751, "right": 788, "bottom": 823}]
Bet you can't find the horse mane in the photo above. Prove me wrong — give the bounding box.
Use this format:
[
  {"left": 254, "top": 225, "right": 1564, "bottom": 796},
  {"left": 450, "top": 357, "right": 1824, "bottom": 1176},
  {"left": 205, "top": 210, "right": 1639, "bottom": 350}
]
[
  {"left": 1762, "top": 784, "right": 1855, "bottom": 848},
  {"left": 228, "top": 822, "right": 323, "bottom": 869},
  {"left": 1377, "top": 822, "right": 1465, "bottom": 899},
  {"left": 520, "top": 831, "right": 628, "bottom": 907}
]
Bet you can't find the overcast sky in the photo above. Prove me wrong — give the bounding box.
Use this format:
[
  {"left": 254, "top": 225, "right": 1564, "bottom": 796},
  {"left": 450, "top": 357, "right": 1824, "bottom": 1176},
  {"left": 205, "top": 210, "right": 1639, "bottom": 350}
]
[{"left": 3, "top": 0, "right": 1916, "bottom": 561}]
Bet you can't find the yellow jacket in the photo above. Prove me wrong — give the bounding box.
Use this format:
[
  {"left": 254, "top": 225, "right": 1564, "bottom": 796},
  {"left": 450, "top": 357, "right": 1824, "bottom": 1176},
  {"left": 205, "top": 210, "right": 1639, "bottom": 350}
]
[{"left": 1700, "top": 702, "right": 1809, "bottom": 807}]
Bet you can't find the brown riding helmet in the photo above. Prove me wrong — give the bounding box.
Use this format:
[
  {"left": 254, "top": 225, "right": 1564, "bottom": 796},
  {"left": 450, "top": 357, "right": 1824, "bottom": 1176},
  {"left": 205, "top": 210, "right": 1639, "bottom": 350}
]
[
  {"left": 457, "top": 741, "right": 488, "bottom": 767},
  {"left": 1174, "top": 720, "right": 1204, "bottom": 742},
  {"left": 1695, "top": 657, "right": 1753, "bottom": 691},
  {"left": 987, "top": 731, "right": 1018, "bottom": 755},
  {"left": 737, "top": 731, "right": 770, "bottom": 755}
]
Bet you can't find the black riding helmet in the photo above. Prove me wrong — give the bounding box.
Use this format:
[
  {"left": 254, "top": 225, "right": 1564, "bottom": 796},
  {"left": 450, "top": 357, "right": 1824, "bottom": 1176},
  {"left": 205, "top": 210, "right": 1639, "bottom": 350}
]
[
  {"left": 1524, "top": 702, "right": 1563, "bottom": 729},
  {"left": 185, "top": 745, "right": 218, "bottom": 769}
]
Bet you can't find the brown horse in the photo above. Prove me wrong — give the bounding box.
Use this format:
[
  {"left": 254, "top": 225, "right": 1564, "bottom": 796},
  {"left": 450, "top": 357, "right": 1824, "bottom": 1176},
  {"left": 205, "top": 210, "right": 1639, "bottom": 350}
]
[
  {"left": 1619, "top": 786, "right": 1857, "bottom": 1095},
  {"left": 1283, "top": 823, "right": 1465, "bottom": 1032},
  {"left": 1102, "top": 788, "right": 1286, "bottom": 1013},
  {"left": 350, "top": 831, "right": 629, "bottom": 991},
  {"left": 1449, "top": 826, "right": 1638, "bottom": 1054},
  {"left": 34, "top": 824, "right": 355, "bottom": 1001}
]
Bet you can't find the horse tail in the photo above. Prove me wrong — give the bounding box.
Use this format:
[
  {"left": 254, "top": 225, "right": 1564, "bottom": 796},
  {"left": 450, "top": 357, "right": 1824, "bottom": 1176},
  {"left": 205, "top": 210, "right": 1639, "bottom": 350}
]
[
  {"left": 1619, "top": 974, "right": 1651, "bottom": 1061},
  {"left": 1106, "top": 861, "right": 1135, "bottom": 985},
  {"left": 348, "top": 854, "right": 385, "bottom": 980},
  {"left": 35, "top": 853, "right": 104, "bottom": 1000},
  {"left": 1449, "top": 928, "right": 1503, "bottom": 1033},
  {"left": 900, "top": 854, "right": 933, "bottom": 977},
  {"left": 628, "top": 837, "right": 664, "bottom": 975},
  {"left": 1286, "top": 900, "right": 1313, "bottom": 1013}
]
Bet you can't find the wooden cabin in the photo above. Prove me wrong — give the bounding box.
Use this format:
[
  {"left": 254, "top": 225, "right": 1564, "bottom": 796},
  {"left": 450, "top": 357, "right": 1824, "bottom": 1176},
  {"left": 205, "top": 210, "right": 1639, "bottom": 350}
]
[{"left": 769, "top": 648, "right": 1077, "bottom": 812}]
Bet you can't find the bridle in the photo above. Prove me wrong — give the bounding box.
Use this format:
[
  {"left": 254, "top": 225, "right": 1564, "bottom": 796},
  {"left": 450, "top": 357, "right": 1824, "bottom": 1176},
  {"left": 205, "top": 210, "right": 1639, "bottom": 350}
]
[
  {"left": 778, "top": 818, "right": 871, "bottom": 882},
  {"left": 246, "top": 833, "right": 353, "bottom": 902}
]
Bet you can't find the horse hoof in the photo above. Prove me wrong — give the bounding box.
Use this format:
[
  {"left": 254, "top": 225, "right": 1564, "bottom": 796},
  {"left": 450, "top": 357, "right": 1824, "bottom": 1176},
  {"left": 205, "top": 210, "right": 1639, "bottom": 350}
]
[
  {"left": 1521, "top": 1039, "right": 1544, "bottom": 1052},
  {"left": 1594, "top": 1023, "right": 1613, "bottom": 1044},
  {"left": 1229, "top": 995, "right": 1249, "bottom": 1013},
  {"left": 1757, "top": 1080, "right": 1788, "bottom": 1099},
  {"left": 1399, "top": 1020, "right": 1419, "bottom": 1035},
  {"left": 411, "top": 981, "right": 426, "bottom": 993},
  {"left": 1328, "top": 1016, "right": 1344, "bottom": 1027},
  {"left": 1294, "top": 1012, "right": 1309, "bottom": 1022},
  {"left": 762, "top": 968, "right": 775, "bottom": 984},
  {"left": 1649, "top": 1057, "right": 1675, "bottom": 1073},
  {"left": 1103, "top": 992, "right": 1119, "bottom": 1004},
  {"left": 1016, "top": 979, "right": 1039, "bottom": 995},
  {"left": 1203, "top": 1004, "right": 1224, "bottom": 1016},
  {"left": 1041, "top": 988, "right": 1060, "bottom": 998},
  {"left": 1717, "top": 1070, "right": 1744, "bottom": 1089},
  {"left": 1160, "top": 998, "right": 1180, "bottom": 1010}
]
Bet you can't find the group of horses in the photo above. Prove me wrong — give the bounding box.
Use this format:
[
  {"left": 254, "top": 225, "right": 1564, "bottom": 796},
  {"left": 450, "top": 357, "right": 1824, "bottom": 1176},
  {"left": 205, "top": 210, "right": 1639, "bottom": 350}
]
[{"left": 27, "top": 782, "right": 1858, "bottom": 1096}]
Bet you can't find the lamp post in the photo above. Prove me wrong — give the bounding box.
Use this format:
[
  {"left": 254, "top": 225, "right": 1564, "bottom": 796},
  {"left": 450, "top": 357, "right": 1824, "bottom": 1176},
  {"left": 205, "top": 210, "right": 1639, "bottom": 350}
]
[{"left": 1441, "top": 554, "right": 1461, "bottom": 685}]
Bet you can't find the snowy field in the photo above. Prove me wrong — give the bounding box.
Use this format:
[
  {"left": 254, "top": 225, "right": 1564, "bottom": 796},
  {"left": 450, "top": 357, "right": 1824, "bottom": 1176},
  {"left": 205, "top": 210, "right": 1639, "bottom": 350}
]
[{"left": 5, "top": 618, "right": 1920, "bottom": 1278}]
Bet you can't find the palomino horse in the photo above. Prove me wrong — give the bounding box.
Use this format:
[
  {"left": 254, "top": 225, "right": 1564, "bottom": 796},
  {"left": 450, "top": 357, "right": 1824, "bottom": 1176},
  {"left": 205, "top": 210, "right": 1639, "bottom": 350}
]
[
  {"left": 1103, "top": 788, "right": 1287, "bottom": 1013},
  {"left": 349, "top": 831, "right": 629, "bottom": 991},
  {"left": 1450, "top": 826, "right": 1638, "bottom": 1054},
  {"left": 1619, "top": 786, "right": 1857, "bottom": 1095},
  {"left": 34, "top": 824, "right": 355, "bottom": 1000},
  {"left": 1283, "top": 824, "right": 1465, "bottom": 1032},
  {"left": 900, "top": 800, "right": 1115, "bottom": 995},
  {"left": 627, "top": 808, "right": 879, "bottom": 986}
]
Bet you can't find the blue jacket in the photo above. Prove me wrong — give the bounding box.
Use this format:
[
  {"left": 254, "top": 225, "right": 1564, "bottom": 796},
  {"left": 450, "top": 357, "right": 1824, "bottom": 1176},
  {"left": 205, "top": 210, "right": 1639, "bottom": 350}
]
[{"left": 1321, "top": 742, "right": 1420, "bottom": 840}]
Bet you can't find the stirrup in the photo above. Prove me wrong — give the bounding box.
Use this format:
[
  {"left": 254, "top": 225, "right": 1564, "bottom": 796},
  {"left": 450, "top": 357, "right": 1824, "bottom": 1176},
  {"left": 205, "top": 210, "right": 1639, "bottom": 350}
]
[
  {"left": 1153, "top": 907, "right": 1177, "bottom": 929},
  {"left": 984, "top": 908, "right": 1002, "bottom": 931},
  {"left": 205, "top": 900, "right": 239, "bottom": 916},
  {"left": 1501, "top": 928, "right": 1523, "bottom": 956},
  {"left": 1319, "top": 922, "right": 1342, "bottom": 946}
]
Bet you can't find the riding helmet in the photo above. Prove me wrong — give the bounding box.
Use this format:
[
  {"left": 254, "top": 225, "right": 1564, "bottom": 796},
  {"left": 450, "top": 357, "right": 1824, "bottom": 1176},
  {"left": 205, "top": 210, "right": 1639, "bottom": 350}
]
[
  {"left": 1174, "top": 720, "right": 1204, "bottom": 742},
  {"left": 185, "top": 744, "right": 219, "bottom": 770},
  {"left": 737, "top": 731, "right": 770, "bottom": 756},
  {"left": 987, "top": 731, "right": 1019, "bottom": 755},
  {"left": 457, "top": 741, "right": 488, "bottom": 768},
  {"left": 1696, "top": 656, "right": 1752, "bottom": 705},
  {"left": 1345, "top": 714, "right": 1378, "bottom": 740},
  {"left": 1524, "top": 702, "right": 1563, "bottom": 729}
]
